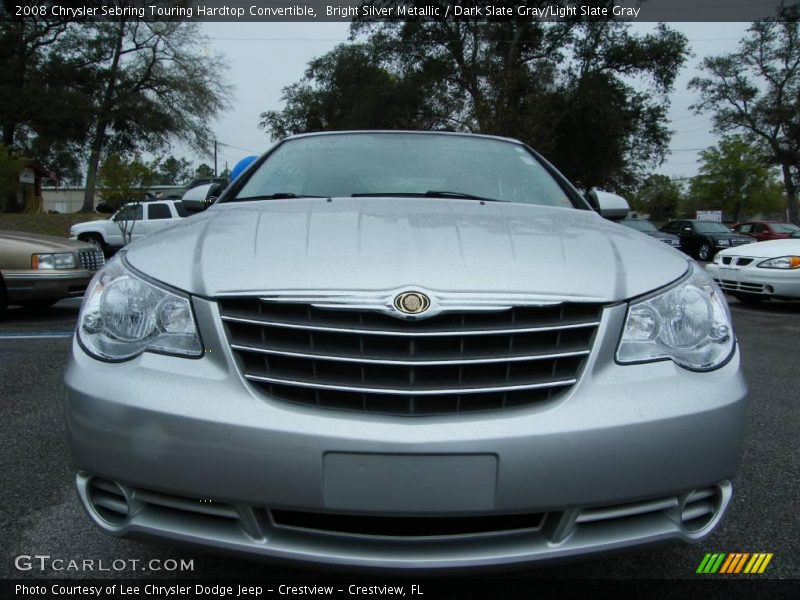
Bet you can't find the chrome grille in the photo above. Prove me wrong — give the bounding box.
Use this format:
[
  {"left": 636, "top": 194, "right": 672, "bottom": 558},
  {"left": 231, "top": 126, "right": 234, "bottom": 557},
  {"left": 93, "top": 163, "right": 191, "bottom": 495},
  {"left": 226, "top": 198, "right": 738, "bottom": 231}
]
[
  {"left": 78, "top": 248, "right": 105, "bottom": 271},
  {"left": 219, "top": 298, "right": 602, "bottom": 415}
]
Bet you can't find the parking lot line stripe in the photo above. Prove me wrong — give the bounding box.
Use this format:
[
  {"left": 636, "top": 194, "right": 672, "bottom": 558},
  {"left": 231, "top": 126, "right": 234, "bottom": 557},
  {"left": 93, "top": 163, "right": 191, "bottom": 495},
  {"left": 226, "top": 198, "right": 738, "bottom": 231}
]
[{"left": 0, "top": 332, "right": 74, "bottom": 339}]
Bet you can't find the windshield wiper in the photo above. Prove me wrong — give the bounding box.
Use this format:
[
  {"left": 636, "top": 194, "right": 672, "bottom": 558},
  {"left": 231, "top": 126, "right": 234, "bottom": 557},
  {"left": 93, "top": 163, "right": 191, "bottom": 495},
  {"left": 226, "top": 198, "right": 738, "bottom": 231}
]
[
  {"left": 351, "top": 190, "right": 505, "bottom": 202},
  {"left": 424, "top": 190, "right": 505, "bottom": 202},
  {"left": 231, "top": 193, "right": 325, "bottom": 201}
]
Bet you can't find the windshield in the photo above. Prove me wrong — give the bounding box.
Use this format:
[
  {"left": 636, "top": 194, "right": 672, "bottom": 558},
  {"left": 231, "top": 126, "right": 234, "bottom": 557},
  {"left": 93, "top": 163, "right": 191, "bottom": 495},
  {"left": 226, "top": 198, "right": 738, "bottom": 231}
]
[
  {"left": 772, "top": 223, "right": 800, "bottom": 233},
  {"left": 622, "top": 220, "right": 658, "bottom": 233},
  {"left": 695, "top": 222, "right": 732, "bottom": 233},
  {"left": 230, "top": 133, "right": 576, "bottom": 208}
]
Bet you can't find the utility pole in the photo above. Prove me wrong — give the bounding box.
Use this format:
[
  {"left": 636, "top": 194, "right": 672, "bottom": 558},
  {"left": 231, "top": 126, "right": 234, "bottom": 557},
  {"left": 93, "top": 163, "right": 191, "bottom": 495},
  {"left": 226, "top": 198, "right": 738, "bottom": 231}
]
[{"left": 213, "top": 140, "right": 218, "bottom": 176}]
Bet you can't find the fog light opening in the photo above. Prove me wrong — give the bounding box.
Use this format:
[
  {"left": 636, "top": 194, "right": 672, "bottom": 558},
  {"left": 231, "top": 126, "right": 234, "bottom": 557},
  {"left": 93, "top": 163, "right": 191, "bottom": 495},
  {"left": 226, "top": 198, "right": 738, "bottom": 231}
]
[
  {"left": 765, "top": 285, "right": 774, "bottom": 294},
  {"left": 87, "top": 478, "right": 130, "bottom": 526},
  {"left": 680, "top": 485, "right": 724, "bottom": 533}
]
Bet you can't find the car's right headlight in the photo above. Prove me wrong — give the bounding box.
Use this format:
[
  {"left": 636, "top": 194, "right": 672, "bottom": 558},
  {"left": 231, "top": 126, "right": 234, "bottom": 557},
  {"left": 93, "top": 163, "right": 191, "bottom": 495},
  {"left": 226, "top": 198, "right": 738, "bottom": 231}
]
[
  {"left": 616, "top": 263, "right": 734, "bottom": 371},
  {"left": 77, "top": 256, "right": 202, "bottom": 361}
]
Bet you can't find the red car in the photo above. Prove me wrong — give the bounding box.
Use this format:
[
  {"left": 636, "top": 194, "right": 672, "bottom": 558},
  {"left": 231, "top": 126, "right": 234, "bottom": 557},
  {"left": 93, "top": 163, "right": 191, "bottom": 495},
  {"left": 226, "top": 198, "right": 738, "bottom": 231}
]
[{"left": 731, "top": 221, "right": 800, "bottom": 241}]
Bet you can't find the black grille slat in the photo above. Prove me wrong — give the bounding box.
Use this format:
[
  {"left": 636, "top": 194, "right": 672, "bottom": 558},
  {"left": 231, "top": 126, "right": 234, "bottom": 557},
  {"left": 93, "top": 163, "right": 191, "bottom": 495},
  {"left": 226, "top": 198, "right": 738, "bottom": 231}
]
[
  {"left": 270, "top": 510, "right": 544, "bottom": 537},
  {"left": 220, "top": 299, "right": 601, "bottom": 415}
]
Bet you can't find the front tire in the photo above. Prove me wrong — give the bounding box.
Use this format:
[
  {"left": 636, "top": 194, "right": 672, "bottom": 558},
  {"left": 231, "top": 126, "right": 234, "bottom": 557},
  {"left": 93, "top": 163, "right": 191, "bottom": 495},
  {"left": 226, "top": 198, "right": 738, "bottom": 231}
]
[
  {"left": 79, "top": 233, "right": 108, "bottom": 256},
  {"left": 21, "top": 298, "right": 59, "bottom": 309},
  {"left": 0, "top": 278, "right": 8, "bottom": 316},
  {"left": 733, "top": 293, "right": 766, "bottom": 304},
  {"left": 696, "top": 242, "right": 712, "bottom": 261}
]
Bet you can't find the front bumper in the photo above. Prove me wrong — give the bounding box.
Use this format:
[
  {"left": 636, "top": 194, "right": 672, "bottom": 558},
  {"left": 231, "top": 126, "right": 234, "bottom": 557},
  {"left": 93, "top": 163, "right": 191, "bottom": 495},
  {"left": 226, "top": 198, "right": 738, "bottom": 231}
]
[
  {"left": 707, "top": 262, "right": 800, "bottom": 299},
  {"left": 3, "top": 270, "right": 94, "bottom": 303},
  {"left": 64, "top": 300, "right": 749, "bottom": 569}
]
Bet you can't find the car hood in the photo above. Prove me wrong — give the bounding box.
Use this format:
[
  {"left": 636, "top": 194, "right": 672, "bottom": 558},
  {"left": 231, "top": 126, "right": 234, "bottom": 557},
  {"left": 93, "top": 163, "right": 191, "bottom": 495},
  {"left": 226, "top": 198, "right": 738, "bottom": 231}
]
[
  {"left": 0, "top": 229, "right": 93, "bottom": 252},
  {"left": 718, "top": 238, "right": 800, "bottom": 258},
  {"left": 125, "top": 198, "right": 689, "bottom": 302},
  {"left": 708, "top": 232, "right": 752, "bottom": 242},
  {"left": 71, "top": 219, "right": 109, "bottom": 232},
  {"left": 646, "top": 231, "right": 679, "bottom": 241}
]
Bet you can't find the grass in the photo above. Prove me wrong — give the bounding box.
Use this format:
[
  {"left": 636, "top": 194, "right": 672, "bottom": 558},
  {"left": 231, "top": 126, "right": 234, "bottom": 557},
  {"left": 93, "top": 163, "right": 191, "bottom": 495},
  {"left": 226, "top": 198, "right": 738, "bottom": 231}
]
[{"left": 0, "top": 213, "right": 107, "bottom": 238}]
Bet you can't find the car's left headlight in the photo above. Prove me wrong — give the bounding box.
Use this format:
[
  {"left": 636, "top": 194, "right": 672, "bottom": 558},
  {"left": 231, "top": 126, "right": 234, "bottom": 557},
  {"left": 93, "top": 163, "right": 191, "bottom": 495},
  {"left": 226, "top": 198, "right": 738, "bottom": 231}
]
[
  {"left": 757, "top": 256, "right": 800, "bottom": 269},
  {"left": 33, "top": 253, "right": 77, "bottom": 269},
  {"left": 617, "top": 263, "right": 734, "bottom": 371},
  {"left": 716, "top": 239, "right": 731, "bottom": 246},
  {"left": 77, "top": 256, "right": 202, "bottom": 361}
]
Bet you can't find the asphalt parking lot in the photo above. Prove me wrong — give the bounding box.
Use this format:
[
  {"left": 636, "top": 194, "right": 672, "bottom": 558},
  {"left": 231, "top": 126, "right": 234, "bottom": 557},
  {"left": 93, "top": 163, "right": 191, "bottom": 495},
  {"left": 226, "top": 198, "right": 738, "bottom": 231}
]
[{"left": 1, "top": 294, "right": 798, "bottom": 580}]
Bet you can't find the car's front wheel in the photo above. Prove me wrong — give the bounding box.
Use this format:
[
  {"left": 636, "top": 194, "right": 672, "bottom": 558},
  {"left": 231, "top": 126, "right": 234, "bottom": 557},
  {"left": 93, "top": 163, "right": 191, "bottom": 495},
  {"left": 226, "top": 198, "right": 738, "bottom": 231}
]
[
  {"left": 21, "top": 298, "right": 59, "bottom": 309},
  {"left": 733, "top": 293, "right": 766, "bottom": 304},
  {"left": 80, "top": 233, "right": 108, "bottom": 256},
  {"left": 0, "top": 278, "right": 8, "bottom": 316},
  {"left": 696, "top": 242, "right": 712, "bottom": 261}
]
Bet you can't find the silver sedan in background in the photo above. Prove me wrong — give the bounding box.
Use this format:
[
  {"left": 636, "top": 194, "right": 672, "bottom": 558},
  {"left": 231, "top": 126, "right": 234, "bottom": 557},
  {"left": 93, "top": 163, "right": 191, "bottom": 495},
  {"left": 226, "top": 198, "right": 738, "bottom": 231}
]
[{"left": 64, "top": 131, "right": 748, "bottom": 570}]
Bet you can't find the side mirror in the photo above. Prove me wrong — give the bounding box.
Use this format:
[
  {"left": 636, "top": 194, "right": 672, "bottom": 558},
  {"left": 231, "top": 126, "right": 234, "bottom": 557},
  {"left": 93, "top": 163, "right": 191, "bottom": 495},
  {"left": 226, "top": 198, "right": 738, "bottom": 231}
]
[
  {"left": 680, "top": 227, "right": 693, "bottom": 236},
  {"left": 181, "top": 183, "right": 219, "bottom": 212},
  {"left": 587, "top": 190, "right": 630, "bottom": 221}
]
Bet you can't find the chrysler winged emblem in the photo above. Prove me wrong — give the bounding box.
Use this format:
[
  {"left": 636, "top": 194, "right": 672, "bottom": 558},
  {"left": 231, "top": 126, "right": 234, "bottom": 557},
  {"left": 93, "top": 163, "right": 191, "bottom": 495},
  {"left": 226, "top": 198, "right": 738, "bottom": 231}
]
[{"left": 394, "top": 291, "right": 430, "bottom": 315}]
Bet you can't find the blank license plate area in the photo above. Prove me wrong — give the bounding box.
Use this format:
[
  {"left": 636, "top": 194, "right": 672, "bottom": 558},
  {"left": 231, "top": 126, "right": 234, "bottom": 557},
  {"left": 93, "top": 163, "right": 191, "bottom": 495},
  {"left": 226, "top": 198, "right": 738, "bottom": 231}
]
[{"left": 323, "top": 453, "right": 498, "bottom": 513}]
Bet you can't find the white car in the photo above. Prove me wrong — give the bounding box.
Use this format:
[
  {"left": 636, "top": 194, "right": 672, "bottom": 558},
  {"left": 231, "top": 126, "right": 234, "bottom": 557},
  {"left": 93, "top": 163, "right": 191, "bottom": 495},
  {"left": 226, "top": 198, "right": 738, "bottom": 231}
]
[
  {"left": 706, "top": 238, "right": 800, "bottom": 302},
  {"left": 70, "top": 200, "right": 188, "bottom": 253}
]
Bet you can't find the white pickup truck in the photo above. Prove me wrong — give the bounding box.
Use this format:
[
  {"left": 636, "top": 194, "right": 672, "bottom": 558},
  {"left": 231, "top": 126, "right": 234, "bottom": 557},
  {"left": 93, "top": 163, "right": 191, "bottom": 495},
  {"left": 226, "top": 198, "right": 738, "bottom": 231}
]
[{"left": 70, "top": 200, "right": 188, "bottom": 254}]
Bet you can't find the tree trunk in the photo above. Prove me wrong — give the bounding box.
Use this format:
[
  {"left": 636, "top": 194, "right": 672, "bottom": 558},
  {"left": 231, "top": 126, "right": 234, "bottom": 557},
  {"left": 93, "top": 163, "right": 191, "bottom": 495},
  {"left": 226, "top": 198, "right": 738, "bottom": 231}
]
[
  {"left": 782, "top": 162, "right": 799, "bottom": 225},
  {"left": 81, "top": 124, "right": 106, "bottom": 212},
  {"left": 2, "top": 122, "right": 14, "bottom": 146},
  {"left": 81, "top": 21, "right": 126, "bottom": 213}
]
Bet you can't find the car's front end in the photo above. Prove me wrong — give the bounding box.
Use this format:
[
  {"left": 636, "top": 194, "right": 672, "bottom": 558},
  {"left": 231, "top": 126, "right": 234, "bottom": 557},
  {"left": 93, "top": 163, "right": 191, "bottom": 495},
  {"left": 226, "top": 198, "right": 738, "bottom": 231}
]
[
  {"left": 0, "top": 231, "right": 105, "bottom": 307},
  {"left": 64, "top": 132, "right": 748, "bottom": 570},
  {"left": 707, "top": 239, "right": 800, "bottom": 301}
]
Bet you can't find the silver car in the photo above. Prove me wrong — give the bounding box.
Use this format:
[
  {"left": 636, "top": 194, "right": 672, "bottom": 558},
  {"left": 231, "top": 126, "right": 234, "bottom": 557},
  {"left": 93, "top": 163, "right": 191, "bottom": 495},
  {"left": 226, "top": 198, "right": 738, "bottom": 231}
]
[{"left": 64, "top": 131, "right": 748, "bottom": 570}]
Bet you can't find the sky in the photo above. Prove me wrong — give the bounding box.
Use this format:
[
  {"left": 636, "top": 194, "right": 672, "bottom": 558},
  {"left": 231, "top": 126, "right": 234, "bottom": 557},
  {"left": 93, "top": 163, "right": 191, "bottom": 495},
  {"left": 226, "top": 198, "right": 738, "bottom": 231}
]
[{"left": 175, "top": 21, "right": 752, "bottom": 185}]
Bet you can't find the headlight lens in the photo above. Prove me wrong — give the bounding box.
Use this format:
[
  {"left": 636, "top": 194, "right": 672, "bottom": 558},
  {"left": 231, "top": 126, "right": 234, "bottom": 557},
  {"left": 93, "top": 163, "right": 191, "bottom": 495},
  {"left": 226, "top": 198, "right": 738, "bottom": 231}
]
[
  {"left": 717, "top": 239, "right": 731, "bottom": 246},
  {"left": 757, "top": 256, "right": 800, "bottom": 269},
  {"left": 78, "top": 257, "right": 202, "bottom": 361},
  {"left": 32, "top": 253, "right": 77, "bottom": 269},
  {"left": 617, "top": 264, "right": 734, "bottom": 371}
]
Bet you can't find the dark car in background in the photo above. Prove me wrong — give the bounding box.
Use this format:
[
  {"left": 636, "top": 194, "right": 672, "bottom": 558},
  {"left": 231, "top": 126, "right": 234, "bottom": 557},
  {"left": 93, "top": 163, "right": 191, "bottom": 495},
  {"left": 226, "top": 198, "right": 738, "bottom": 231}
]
[
  {"left": 620, "top": 219, "right": 680, "bottom": 248},
  {"left": 661, "top": 219, "right": 753, "bottom": 261},
  {"left": 731, "top": 221, "right": 800, "bottom": 242}
]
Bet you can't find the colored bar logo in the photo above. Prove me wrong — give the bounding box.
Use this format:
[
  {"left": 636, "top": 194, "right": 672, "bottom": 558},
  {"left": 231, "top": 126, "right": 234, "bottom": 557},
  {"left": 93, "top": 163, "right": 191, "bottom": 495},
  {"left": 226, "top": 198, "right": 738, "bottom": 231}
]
[{"left": 697, "top": 553, "right": 773, "bottom": 574}]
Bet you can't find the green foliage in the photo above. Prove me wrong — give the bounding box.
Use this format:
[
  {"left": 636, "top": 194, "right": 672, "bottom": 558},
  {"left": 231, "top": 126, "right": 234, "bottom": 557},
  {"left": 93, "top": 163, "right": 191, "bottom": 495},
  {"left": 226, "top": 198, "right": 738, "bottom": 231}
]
[
  {"left": 98, "top": 154, "right": 157, "bottom": 210},
  {"left": 685, "top": 136, "right": 785, "bottom": 221},
  {"left": 631, "top": 174, "right": 683, "bottom": 222},
  {"left": 0, "top": 144, "right": 25, "bottom": 212},
  {"left": 260, "top": 44, "right": 455, "bottom": 138},
  {"left": 0, "top": 19, "right": 91, "bottom": 182},
  {"left": 263, "top": 16, "right": 688, "bottom": 191},
  {"left": 690, "top": 15, "right": 800, "bottom": 223},
  {"left": 153, "top": 155, "right": 193, "bottom": 186},
  {"left": 195, "top": 163, "right": 214, "bottom": 178}
]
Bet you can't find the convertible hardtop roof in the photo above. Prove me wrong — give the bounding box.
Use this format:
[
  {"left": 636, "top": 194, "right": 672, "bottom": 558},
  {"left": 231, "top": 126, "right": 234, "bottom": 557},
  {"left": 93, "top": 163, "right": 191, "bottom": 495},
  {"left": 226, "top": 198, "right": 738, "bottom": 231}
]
[{"left": 285, "top": 130, "right": 525, "bottom": 146}]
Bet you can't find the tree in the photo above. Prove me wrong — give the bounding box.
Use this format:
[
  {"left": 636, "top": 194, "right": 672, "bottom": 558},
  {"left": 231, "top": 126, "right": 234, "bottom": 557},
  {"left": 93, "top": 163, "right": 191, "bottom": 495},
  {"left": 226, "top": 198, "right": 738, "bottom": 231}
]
[
  {"left": 630, "top": 174, "right": 683, "bottom": 222},
  {"left": 686, "top": 136, "right": 785, "bottom": 221},
  {"left": 263, "top": 10, "right": 688, "bottom": 191},
  {"left": 0, "top": 144, "right": 25, "bottom": 212},
  {"left": 74, "top": 20, "right": 230, "bottom": 212},
  {"left": 260, "top": 43, "right": 456, "bottom": 138},
  {"left": 98, "top": 154, "right": 157, "bottom": 244},
  {"left": 689, "top": 12, "right": 800, "bottom": 224},
  {"left": 195, "top": 163, "right": 214, "bottom": 178},
  {"left": 0, "top": 18, "right": 92, "bottom": 183},
  {"left": 153, "top": 155, "right": 193, "bottom": 186}
]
